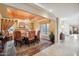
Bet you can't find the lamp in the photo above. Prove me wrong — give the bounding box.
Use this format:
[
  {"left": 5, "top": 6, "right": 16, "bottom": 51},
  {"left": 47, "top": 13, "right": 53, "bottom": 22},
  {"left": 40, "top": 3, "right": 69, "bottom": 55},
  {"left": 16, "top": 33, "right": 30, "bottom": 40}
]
[{"left": 61, "top": 24, "right": 64, "bottom": 29}]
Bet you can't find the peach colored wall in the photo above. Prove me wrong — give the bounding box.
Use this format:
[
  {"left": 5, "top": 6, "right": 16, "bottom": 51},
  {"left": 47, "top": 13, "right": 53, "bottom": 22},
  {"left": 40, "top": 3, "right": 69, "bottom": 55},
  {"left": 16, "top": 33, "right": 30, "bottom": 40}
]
[
  {"left": 49, "top": 20, "right": 56, "bottom": 34},
  {"left": 0, "top": 4, "right": 7, "bottom": 17},
  {"left": 33, "top": 19, "right": 56, "bottom": 34}
]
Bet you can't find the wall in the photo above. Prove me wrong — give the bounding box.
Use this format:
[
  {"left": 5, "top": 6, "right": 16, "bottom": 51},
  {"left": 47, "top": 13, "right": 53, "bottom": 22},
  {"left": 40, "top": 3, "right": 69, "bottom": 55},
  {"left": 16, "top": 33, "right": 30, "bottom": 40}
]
[
  {"left": 49, "top": 20, "right": 56, "bottom": 34},
  {"left": 0, "top": 4, "right": 7, "bottom": 17}
]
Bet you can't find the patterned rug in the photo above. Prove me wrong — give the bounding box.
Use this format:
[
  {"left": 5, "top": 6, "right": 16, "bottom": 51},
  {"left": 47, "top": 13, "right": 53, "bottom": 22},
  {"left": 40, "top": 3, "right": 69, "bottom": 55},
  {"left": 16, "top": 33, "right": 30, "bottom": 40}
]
[{"left": 16, "top": 39, "right": 52, "bottom": 56}]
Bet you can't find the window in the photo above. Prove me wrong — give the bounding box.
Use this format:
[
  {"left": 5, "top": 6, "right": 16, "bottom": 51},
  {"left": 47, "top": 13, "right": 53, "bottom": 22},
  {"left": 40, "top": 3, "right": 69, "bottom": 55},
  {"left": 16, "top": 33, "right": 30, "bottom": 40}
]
[{"left": 40, "top": 24, "right": 49, "bottom": 35}]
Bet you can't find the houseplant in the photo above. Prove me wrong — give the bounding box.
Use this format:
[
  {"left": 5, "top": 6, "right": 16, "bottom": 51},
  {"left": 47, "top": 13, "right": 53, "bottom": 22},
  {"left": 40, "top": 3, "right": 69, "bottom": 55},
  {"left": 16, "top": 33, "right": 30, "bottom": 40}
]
[{"left": 49, "top": 32, "right": 55, "bottom": 44}]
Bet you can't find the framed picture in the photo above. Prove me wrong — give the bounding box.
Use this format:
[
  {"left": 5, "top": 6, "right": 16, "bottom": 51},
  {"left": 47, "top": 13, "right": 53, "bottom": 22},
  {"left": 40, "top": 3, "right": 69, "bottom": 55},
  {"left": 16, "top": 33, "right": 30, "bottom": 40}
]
[{"left": 19, "top": 22, "right": 25, "bottom": 29}]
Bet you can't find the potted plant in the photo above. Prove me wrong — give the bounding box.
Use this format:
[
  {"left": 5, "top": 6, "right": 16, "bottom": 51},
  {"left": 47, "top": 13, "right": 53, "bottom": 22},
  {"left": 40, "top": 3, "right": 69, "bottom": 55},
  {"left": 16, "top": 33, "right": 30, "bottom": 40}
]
[{"left": 49, "top": 32, "right": 55, "bottom": 44}]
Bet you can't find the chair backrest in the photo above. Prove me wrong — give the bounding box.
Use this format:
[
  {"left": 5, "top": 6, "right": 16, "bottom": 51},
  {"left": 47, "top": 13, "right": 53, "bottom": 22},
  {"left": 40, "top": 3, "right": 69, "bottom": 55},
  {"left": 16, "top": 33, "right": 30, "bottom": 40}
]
[
  {"left": 2, "top": 36, "right": 9, "bottom": 46},
  {"left": 13, "top": 31, "right": 21, "bottom": 41},
  {"left": 28, "top": 31, "right": 35, "bottom": 41}
]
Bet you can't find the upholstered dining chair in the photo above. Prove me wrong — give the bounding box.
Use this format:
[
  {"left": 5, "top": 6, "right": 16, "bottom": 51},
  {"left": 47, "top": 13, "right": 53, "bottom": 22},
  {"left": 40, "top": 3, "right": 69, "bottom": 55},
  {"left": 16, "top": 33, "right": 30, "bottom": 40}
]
[
  {"left": 13, "top": 30, "right": 22, "bottom": 47},
  {"left": 28, "top": 31, "right": 36, "bottom": 44}
]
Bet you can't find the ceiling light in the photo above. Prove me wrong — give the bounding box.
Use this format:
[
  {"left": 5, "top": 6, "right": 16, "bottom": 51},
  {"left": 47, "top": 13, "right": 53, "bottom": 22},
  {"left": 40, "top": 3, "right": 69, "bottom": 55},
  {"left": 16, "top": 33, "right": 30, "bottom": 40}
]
[{"left": 49, "top": 10, "right": 53, "bottom": 12}]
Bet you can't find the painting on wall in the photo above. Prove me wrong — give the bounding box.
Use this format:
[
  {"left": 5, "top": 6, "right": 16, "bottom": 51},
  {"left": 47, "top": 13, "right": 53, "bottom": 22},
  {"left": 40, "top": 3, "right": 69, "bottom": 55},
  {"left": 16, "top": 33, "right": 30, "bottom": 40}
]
[
  {"left": 19, "top": 22, "right": 25, "bottom": 29},
  {"left": 70, "top": 26, "right": 79, "bottom": 34}
]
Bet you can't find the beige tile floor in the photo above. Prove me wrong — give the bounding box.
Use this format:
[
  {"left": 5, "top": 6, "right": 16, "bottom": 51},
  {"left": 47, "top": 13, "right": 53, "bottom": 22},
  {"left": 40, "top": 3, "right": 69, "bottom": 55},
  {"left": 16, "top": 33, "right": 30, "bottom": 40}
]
[{"left": 34, "top": 34, "right": 79, "bottom": 56}]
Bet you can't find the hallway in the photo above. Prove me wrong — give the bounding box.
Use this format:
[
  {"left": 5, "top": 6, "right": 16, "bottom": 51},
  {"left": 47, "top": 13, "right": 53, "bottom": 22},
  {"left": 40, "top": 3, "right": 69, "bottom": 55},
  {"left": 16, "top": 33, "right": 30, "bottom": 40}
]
[{"left": 34, "top": 34, "right": 79, "bottom": 56}]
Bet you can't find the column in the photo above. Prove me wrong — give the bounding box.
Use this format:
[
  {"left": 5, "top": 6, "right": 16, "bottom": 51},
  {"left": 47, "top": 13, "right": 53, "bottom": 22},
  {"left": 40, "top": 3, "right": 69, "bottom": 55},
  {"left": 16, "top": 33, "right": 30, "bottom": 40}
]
[{"left": 55, "top": 17, "right": 59, "bottom": 43}]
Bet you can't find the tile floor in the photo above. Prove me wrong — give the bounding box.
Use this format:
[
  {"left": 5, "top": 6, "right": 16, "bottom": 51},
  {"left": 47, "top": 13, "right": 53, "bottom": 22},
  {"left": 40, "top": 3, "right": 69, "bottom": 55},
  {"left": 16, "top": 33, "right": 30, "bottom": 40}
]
[{"left": 34, "top": 34, "right": 79, "bottom": 56}]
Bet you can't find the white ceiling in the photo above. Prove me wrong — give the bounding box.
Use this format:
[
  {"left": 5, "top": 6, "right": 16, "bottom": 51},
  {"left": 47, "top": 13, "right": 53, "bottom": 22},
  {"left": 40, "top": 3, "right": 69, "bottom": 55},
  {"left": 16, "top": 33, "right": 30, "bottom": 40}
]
[
  {"left": 3, "top": 3, "right": 79, "bottom": 24},
  {"left": 3, "top": 3, "right": 56, "bottom": 20},
  {"left": 3, "top": 3, "right": 54, "bottom": 19},
  {"left": 38, "top": 3, "right": 79, "bottom": 18},
  {"left": 38, "top": 3, "right": 79, "bottom": 25}
]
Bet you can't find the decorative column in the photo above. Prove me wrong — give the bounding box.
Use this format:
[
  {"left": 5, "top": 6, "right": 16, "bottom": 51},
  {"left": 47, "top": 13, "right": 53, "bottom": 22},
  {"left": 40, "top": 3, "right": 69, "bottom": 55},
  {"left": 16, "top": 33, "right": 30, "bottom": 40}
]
[{"left": 55, "top": 17, "right": 59, "bottom": 43}]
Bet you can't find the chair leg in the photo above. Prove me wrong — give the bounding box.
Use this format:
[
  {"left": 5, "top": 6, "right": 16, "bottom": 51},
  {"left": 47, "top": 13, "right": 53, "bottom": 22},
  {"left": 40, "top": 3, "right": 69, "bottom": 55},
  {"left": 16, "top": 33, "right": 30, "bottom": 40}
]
[
  {"left": 19, "top": 41, "right": 22, "bottom": 47},
  {"left": 28, "top": 43, "right": 30, "bottom": 47}
]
